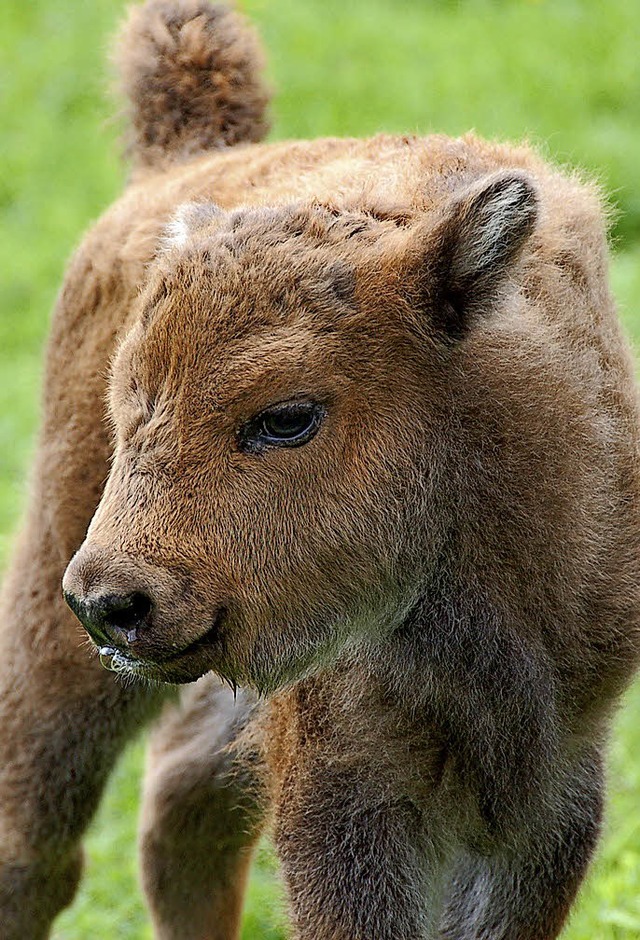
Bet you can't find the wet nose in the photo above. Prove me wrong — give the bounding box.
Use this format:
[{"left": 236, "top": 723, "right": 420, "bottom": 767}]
[{"left": 64, "top": 589, "right": 153, "bottom": 649}]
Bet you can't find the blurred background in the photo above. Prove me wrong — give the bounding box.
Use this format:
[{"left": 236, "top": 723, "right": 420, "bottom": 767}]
[{"left": 1, "top": 0, "right": 639, "bottom": 936}]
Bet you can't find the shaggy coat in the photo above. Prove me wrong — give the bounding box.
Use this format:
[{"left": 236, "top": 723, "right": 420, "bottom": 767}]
[{"left": 0, "top": 2, "right": 638, "bottom": 938}]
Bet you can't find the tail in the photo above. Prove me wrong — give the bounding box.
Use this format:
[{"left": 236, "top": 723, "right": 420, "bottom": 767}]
[{"left": 113, "top": 0, "right": 271, "bottom": 170}]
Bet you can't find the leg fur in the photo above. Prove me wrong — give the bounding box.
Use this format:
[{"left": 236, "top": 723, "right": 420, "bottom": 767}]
[
  {"left": 267, "top": 676, "right": 451, "bottom": 940},
  {"left": 140, "top": 678, "right": 266, "bottom": 940},
  {"left": 273, "top": 757, "right": 444, "bottom": 940}
]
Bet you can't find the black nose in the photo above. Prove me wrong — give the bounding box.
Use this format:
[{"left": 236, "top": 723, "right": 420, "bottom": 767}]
[{"left": 64, "top": 590, "right": 153, "bottom": 648}]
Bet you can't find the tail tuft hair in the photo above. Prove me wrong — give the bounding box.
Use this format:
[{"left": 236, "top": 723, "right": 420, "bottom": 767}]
[{"left": 113, "top": 0, "right": 271, "bottom": 169}]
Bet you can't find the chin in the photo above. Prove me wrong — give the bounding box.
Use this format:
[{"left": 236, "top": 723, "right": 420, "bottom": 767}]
[{"left": 95, "top": 644, "right": 220, "bottom": 685}]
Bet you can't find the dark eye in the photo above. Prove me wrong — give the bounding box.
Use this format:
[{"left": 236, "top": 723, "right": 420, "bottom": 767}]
[{"left": 238, "top": 401, "right": 326, "bottom": 453}]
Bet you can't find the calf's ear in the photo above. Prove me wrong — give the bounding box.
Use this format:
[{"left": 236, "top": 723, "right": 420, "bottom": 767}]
[
  {"left": 423, "top": 171, "right": 539, "bottom": 340},
  {"left": 163, "top": 201, "right": 223, "bottom": 250}
]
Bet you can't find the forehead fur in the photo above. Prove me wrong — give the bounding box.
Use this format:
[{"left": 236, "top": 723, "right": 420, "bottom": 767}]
[
  {"left": 162, "top": 199, "right": 414, "bottom": 259},
  {"left": 150, "top": 200, "right": 420, "bottom": 331},
  {"left": 121, "top": 200, "right": 432, "bottom": 409}
]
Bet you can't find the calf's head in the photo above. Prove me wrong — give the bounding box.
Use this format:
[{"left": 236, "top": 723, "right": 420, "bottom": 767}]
[{"left": 63, "top": 171, "right": 538, "bottom": 690}]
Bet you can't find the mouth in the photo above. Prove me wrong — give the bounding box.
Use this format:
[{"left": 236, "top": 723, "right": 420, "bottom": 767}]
[{"left": 96, "top": 610, "right": 228, "bottom": 685}]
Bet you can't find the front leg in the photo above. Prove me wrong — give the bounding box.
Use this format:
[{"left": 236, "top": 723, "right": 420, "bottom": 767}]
[
  {"left": 268, "top": 678, "right": 449, "bottom": 940},
  {"left": 275, "top": 767, "right": 438, "bottom": 939}
]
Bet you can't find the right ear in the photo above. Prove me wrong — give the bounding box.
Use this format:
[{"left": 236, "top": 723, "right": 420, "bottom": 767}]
[
  {"left": 411, "top": 171, "right": 539, "bottom": 341},
  {"left": 163, "top": 201, "right": 223, "bottom": 250}
]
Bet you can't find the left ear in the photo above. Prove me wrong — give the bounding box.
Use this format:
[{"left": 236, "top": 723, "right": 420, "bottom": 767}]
[{"left": 422, "top": 171, "right": 539, "bottom": 340}]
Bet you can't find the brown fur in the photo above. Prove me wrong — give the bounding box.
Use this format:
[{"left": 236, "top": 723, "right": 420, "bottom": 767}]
[{"left": 1, "top": 1, "right": 639, "bottom": 938}]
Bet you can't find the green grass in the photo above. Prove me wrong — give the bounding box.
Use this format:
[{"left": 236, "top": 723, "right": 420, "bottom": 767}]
[{"left": 1, "top": 0, "right": 639, "bottom": 937}]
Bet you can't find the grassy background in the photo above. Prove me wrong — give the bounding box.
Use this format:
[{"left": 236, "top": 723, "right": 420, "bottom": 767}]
[{"left": 1, "top": 0, "right": 639, "bottom": 936}]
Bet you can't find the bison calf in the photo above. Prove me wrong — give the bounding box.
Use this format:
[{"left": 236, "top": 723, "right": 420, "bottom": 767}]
[{"left": 1, "top": 1, "right": 639, "bottom": 937}]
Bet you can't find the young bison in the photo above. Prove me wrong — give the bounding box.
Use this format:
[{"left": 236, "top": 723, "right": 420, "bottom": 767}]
[{"left": 1, "top": 1, "right": 638, "bottom": 937}]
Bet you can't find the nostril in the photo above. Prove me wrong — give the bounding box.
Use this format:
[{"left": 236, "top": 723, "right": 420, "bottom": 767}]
[
  {"left": 64, "top": 586, "right": 154, "bottom": 648},
  {"left": 103, "top": 592, "right": 152, "bottom": 638}
]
